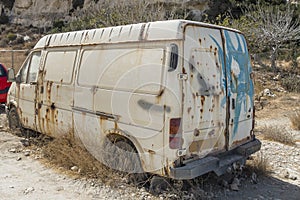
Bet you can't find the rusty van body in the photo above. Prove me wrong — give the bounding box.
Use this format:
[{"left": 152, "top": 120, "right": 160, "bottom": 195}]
[{"left": 6, "top": 20, "right": 261, "bottom": 179}]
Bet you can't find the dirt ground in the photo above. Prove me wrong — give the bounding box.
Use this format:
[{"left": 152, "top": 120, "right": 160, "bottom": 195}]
[{"left": 0, "top": 91, "right": 300, "bottom": 200}]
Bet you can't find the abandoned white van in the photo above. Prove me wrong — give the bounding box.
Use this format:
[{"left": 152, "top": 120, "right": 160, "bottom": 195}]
[{"left": 6, "top": 20, "right": 261, "bottom": 180}]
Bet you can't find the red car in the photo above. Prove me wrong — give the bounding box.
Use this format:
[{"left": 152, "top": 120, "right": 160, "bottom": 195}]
[{"left": 0, "top": 64, "right": 12, "bottom": 104}]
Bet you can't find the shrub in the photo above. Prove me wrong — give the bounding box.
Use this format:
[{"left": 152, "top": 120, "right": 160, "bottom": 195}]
[
  {"left": 7, "top": 33, "right": 17, "bottom": 41},
  {"left": 261, "top": 126, "right": 295, "bottom": 145},
  {"left": 282, "top": 74, "right": 300, "bottom": 93},
  {"left": 0, "top": 38, "right": 9, "bottom": 47},
  {"left": 247, "top": 152, "right": 270, "bottom": 175},
  {"left": 290, "top": 110, "right": 300, "bottom": 130},
  {"left": 0, "top": 15, "right": 9, "bottom": 24}
]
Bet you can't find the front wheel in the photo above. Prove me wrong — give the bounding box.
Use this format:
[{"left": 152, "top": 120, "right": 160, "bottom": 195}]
[{"left": 7, "top": 107, "right": 22, "bottom": 135}]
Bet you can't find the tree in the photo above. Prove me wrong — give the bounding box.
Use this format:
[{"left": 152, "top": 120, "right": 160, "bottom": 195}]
[
  {"left": 216, "top": 3, "right": 300, "bottom": 70},
  {"left": 249, "top": 4, "right": 300, "bottom": 70}
]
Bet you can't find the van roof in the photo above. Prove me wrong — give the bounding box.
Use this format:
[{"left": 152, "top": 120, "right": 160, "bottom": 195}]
[{"left": 34, "top": 20, "right": 241, "bottom": 49}]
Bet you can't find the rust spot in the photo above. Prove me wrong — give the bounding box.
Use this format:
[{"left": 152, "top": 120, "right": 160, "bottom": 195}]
[
  {"left": 183, "top": 67, "right": 186, "bottom": 74},
  {"left": 187, "top": 107, "right": 192, "bottom": 114},
  {"left": 51, "top": 103, "right": 56, "bottom": 110},
  {"left": 40, "top": 86, "right": 44, "bottom": 94},
  {"left": 201, "top": 96, "right": 205, "bottom": 106},
  {"left": 194, "top": 129, "right": 200, "bottom": 137},
  {"left": 200, "top": 109, "right": 203, "bottom": 113},
  {"left": 210, "top": 45, "right": 213, "bottom": 51},
  {"left": 148, "top": 149, "right": 156, "bottom": 154},
  {"left": 199, "top": 38, "right": 202, "bottom": 44},
  {"left": 191, "top": 74, "right": 194, "bottom": 78}
]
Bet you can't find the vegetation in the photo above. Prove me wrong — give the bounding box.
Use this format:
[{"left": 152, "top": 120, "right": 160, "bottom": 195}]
[
  {"left": 247, "top": 152, "right": 270, "bottom": 175},
  {"left": 51, "top": 0, "right": 189, "bottom": 33},
  {"left": 261, "top": 126, "right": 295, "bottom": 146},
  {"left": 7, "top": 32, "right": 17, "bottom": 41},
  {"left": 290, "top": 110, "right": 300, "bottom": 130},
  {"left": 215, "top": 2, "right": 300, "bottom": 71}
]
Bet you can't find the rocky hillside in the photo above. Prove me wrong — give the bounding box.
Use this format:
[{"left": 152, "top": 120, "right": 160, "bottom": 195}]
[{"left": 0, "top": 0, "right": 230, "bottom": 28}]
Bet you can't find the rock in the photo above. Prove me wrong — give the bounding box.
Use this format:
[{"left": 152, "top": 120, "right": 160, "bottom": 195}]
[
  {"left": 24, "top": 187, "right": 35, "bottom": 195},
  {"left": 56, "top": 186, "right": 64, "bottom": 191},
  {"left": 149, "top": 176, "right": 170, "bottom": 194},
  {"left": 263, "top": 89, "right": 276, "bottom": 97},
  {"left": 71, "top": 166, "right": 79, "bottom": 172},
  {"left": 20, "top": 139, "right": 30, "bottom": 147},
  {"left": 251, "top": 172, "right": 258, "bottom": 184},
  {"left": 16, "top": 157, "right": 22, "bottom": 161},
  {"left": 230, "top": 183, "right": 239, "bottom": 191},
  {"left": 232, "top": 178, "right": 241, "bottom": 186},
  {"left": 24, "top": 150, "right": 31, "bottom": 157},
  {"left": 9, "top": 148, "right": 17, "bottom": 153},
  {"left": 221, "top": 180, "right": 229, "bottom": 188}
]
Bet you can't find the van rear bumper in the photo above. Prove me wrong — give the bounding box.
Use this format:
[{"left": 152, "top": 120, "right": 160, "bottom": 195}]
[{"left": 169, "top": 139, "right": 261, "bottom": 180}]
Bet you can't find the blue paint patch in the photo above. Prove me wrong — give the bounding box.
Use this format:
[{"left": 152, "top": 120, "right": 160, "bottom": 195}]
[{"left": 211, "top": 31, "right": 254, "bottom": 140}]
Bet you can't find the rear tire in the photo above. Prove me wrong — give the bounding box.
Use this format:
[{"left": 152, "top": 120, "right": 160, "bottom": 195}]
[{"left": 102, "top": 138, "right": 147, "bottom": 185}]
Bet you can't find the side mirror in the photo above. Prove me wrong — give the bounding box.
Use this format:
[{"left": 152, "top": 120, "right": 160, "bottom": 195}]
[{"left": 7, "top": 68, "right": 16, "bottom": 82}]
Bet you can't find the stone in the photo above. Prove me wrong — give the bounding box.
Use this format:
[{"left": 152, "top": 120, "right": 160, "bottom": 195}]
[
  {"left": 24, "top": 150, "right": 30, "bottom": 157},
  {"left": 20, "top": 139, "right": 30, "bottom": 147},
  {"left": 230, "top": 183, "right": 239, "bottom": 191},
  {"left": 71, "top": 166, "right": 79, "bottom": 172},
  {"left": 24, "top": 187, "right": 35, "bottom": 195},
  {"left": 16, "top": 157, "right": 22, "bottom": 161},
  {"left": 251, "top": 172, "right": 258, "bottom": 184},
  {"left": 9, "top": 148, "right": 17, "bottom": 153}
]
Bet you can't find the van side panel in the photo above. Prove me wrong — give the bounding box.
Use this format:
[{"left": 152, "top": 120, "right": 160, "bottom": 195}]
[
  {"left": 182, "top": 26, "right": 227, "bottom": 158},
  {"left": 73, "top": 43, "right": 170, "bottom": 173}
]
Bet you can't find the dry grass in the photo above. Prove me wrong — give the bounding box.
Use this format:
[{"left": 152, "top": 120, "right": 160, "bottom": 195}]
[
  {"left": 261, "top": 126, "right": 295, "bottom": 146},
  {"left": 290, "top": 110, "right": 300, "bottom": 130},
  {"left": 40, "top": 136, "right": 118, "bottom": 184},
  {"left": 247, "top": 152, "right": 270, "bottom": 175}
]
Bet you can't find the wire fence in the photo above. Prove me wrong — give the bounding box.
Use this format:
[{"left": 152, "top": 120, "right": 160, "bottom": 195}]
[{"left": 0, "top": 49, "right": 29, "bottom": 72}]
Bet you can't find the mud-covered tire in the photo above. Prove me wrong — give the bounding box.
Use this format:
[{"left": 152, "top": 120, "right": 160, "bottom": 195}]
[
  {"left": 102, "top": 138, "right": 147, "bottom": 185},
  {"left": 7, "top": 107, "right": 22, "bottom": 134}
]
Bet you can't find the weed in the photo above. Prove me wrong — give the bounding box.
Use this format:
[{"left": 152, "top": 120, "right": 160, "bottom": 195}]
[
  {"left": 261, "top": 126, "right": 295, "bottom": 145},
  {"left": 290, "top": 110, "right": 300, "bottom": 130},
  {"left": 247, "top": 152, "right": 270, "bottom": 175},
  {"left": 41, "top": 136, "right": 116, "bottom": 183},
  {"left": 282, "top": 74, "right": 300, "bottom": 93}
]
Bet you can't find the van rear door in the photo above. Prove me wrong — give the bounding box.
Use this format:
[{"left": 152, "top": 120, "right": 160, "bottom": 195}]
[
  {"left": 182, "top": 25, "right": 227, "bottom": 157},
  {"left": 222, "top": 30, "right": 254, "bottom": 149}
]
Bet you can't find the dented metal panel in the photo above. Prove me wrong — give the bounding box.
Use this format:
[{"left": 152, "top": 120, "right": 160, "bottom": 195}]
[
  {"left": 182, "top": 26, "right": 227, "bottom": 159},
  {"left": 222, "top": 30, "right": 254, "bottom": 148}
]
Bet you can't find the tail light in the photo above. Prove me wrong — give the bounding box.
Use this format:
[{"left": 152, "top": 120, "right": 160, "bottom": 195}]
[{"left": 169, "top": 118, "right": 183, "bottom": 149}]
